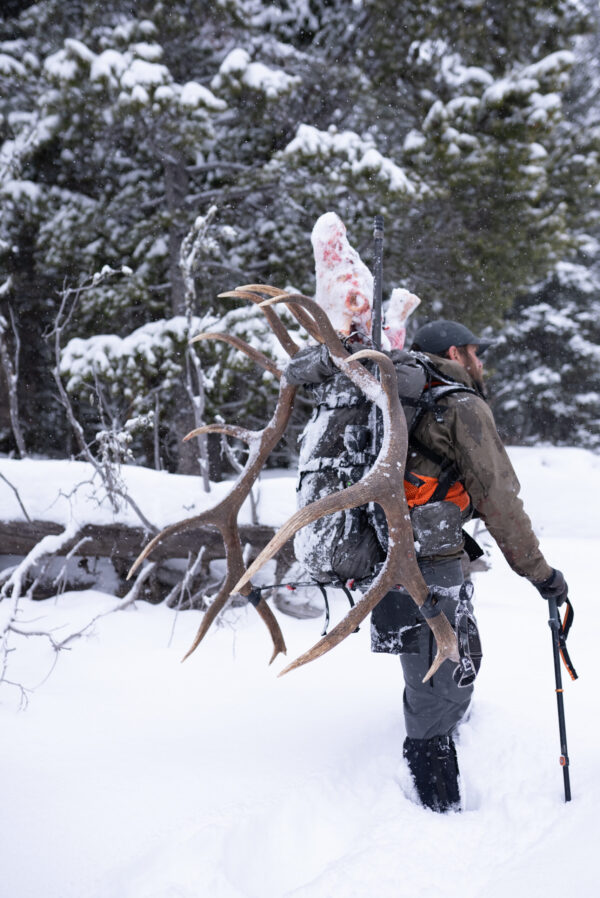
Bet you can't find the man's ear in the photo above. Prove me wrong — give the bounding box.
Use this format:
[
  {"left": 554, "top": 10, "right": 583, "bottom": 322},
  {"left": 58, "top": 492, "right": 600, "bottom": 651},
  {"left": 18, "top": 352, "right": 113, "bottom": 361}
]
[{"left": 447, "top": 345, "right": 460, "bottom": 362}]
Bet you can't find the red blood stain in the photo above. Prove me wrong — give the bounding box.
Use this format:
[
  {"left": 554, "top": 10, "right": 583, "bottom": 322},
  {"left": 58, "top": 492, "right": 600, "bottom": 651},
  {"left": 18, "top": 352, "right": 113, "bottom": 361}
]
[{"left": 345, "top": 290, "right": 370, "bottom": 313}]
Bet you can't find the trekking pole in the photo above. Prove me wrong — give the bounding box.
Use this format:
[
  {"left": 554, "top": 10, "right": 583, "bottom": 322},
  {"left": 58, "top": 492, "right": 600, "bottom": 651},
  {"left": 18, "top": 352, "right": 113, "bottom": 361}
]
[{"left": 547, "top": 595, "right": 572, "bottom": 801}]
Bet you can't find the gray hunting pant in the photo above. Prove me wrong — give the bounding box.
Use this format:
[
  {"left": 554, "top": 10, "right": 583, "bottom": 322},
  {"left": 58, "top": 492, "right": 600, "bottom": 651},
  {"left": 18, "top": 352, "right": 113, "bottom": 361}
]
[{"left": 399, "top": 558, "right": 475, "bottom": 740}]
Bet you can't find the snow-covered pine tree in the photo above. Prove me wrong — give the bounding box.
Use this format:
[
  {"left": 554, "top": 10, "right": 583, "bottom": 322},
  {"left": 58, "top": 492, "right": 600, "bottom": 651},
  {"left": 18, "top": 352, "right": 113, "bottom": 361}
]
[
  {"left": 487, "top": 261, "right": 600, "bottom": 450},
  {"left": 0, "top": 2, "right": 308, "bottom": 466},
  {"left": 1, "top": 0, "right": 599, "bottom": 461},
  {"left": 272, "top": 0, "right": 596, "bottom": 328},
  {"left": 486, "top": 0, "right": 600, "bottom": 451}
]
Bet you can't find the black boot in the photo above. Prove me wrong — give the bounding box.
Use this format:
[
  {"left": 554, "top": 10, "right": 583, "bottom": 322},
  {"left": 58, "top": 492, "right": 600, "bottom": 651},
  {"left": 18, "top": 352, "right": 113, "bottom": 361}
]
[{"left": 403, "top": 735, "right": 461, "bottom": 813}]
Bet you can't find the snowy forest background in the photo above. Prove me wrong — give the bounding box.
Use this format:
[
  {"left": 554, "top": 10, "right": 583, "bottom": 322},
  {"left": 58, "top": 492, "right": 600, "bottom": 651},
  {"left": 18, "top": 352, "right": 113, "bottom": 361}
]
[
  {"left": 3, "top": 6, "right": 600, "bottom": 894},
  {"left": 1, "top": 0, "right": 600, "bottom": 475}
]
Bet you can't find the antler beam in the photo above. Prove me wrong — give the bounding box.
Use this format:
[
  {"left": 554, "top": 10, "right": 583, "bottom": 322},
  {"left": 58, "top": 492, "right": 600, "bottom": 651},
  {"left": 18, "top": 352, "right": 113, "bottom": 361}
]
[{"left": 229, "top": 294, "right": 459, "bottom": 681}]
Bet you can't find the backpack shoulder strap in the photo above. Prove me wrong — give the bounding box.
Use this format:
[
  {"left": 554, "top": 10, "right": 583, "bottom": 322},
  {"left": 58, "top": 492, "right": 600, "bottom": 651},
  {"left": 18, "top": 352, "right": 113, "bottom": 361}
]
[
  {"left": 406, "top": 366, "right": 478, "bottom": 502},
  {"left": 405, "top": 356, "right": 477, "bottom": 435}
]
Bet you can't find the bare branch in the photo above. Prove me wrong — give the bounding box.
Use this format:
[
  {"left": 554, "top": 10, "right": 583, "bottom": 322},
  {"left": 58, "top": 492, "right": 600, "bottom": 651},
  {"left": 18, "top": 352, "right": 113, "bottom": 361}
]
[
  {"left": 0, "top": 471, "right": 32, "bottom": 522},
  {"left": 179, "top": 207, "right": 220, "bottom": 492},
  {"left": 1, "top": 522, "right": 82, "bottom": 601},
  {"left": 186, "top": 161, "right": 255, "bottom": 175},
  {"left": 153, "top": 393, "right": 162, "bottom": 471},
  {"left": 47, "top": 269, "right": 158, "bottom": 532},
  {"left": 166, "top": 549, "right": 206, "bottom": 645},
  {"left": 54, "top": 562, "right": 157, "bottom": 650},
  {"left": 51, "top": 536, "right": 93, "bottom": 592}
]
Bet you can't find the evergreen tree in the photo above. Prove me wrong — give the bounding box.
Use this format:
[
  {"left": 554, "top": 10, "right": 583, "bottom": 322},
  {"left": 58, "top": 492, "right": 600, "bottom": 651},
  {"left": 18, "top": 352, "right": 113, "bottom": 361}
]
[
  {"left": 487, "top": 0, "right": 600, "bottom": 452},
  {"left": 488, "top": 261, "right": 600, "bottom": 450},
  {"left": 1, "top": 0, "right": 598, "bottom": 463}
]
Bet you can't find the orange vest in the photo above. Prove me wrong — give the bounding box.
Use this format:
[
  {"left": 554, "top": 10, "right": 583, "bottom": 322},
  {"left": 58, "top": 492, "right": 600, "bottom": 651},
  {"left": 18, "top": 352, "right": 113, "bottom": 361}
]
[{"left": 404, "top": 473, "right": 470, "bottom": 512}]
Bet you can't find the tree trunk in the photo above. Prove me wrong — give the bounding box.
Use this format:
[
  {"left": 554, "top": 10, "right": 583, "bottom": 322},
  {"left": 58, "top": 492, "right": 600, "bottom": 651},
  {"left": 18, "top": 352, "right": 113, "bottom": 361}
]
[
  {"left": 0, "top": 327, "right": 27, "bottom": 457},
  {"left": 164, "top": 153, "right": 189, "bottom": 318}
]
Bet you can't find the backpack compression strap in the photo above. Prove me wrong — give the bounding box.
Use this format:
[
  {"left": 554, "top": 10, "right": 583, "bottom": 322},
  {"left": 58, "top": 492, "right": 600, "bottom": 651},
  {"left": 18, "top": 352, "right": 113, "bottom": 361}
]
[{"left": 408, "top": 434, "right": 462, "bottom": 504}]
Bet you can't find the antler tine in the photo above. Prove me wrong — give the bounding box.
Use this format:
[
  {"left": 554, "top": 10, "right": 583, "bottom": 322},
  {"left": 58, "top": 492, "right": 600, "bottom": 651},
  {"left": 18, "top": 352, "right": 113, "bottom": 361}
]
[
  {"left": 127, "top": 372, "right": 297, "bottom": 663},
  {"left": 187, "top": 588, "right": 287, "bottom": 667},
  {"left": 282, "top": 303, "right": 324, "bottom": 344},
  {"left": 184, "top": 423, "right": 255, "bottom": 443},
  {"left": 278, "top": 556, "right": 457, "bottom": 678},
  {"left": 181, "top": 553, "right": 245, "bottom": 663},
  {"left": 236, "top": 284, "right": 288, "bottom": 296},
  {"left": 232, "top": 479, "right": 381, "bottom": 594},
  {"left": 231, "top": 284, "right": 324, "bottom": 346},
  {"left": 190, "top": 332, "right": 281, "bottom": 379},
  {"left": 278, "top": 554, "right": 406, "bottom": 677},
  {"left": 235, "top": 348, "right": 459, "bottom": 681},
  {"left": 236, "top": 285, "right": 324, "bottom": 344},
  {"left": 180, "top": 526, "right": 286, "bottom": 665},
  {"left": 260, "top": 293, "right": 347, "bottom": 359},
  {"left": 128, "top": 501, "right": 288, "bottom": 665},
  {"left": 127, "top": 514, "right": 209, "bottom": 580},
  {"left": 179, "top": 377, "right": 298, "bottom": 662},
  {"left": 127, "top": 377, "right": 296, "bottom": 591},
  {"left": 218, "top": 289, "right": 299, "bottom": 358}
]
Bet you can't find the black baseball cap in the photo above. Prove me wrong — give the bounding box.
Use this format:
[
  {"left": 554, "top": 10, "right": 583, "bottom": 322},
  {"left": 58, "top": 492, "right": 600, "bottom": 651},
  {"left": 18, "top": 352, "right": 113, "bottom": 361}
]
[{"left": 412, "top": 319, "right": 494, "bottom": 355}]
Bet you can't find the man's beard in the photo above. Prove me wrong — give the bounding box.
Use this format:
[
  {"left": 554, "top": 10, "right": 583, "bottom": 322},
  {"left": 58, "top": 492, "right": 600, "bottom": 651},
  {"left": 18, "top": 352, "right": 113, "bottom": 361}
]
[
  {"left": 456, "top": 348, "right": 486, "bottom": 397},
  {"left": 472, "top": 376, "right": 486, "bottom": 398},
  {"left": 467, "top": 371, "right": 486, "bottom": 398}
]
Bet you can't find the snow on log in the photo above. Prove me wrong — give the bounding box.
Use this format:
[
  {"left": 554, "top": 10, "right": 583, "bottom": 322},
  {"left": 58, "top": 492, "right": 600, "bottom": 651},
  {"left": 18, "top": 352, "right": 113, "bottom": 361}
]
[{"left": 0, "top": 519, "right": 293, "bottom": 567}]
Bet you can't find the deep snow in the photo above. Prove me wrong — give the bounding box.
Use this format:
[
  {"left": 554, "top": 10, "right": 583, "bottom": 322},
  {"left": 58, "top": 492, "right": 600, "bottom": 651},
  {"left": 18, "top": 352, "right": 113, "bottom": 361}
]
[{"left": 1, "top": 447, "right": 599, "bottom": 898}]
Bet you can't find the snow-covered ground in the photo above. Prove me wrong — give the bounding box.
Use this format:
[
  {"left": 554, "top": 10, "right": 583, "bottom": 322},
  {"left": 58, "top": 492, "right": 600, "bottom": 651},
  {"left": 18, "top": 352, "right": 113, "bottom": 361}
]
[{"left": 1, "top": 447, "right": 599, "bottom": 898}]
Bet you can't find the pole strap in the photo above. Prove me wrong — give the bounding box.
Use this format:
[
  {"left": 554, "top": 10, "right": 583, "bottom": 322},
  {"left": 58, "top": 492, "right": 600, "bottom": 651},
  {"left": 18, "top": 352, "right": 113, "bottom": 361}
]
[
  {"left": 556, "top": 598, "right": 578, "bottom": 681},
  {"left": 318, "top": 584, "right": 330, "bottom": 636}
]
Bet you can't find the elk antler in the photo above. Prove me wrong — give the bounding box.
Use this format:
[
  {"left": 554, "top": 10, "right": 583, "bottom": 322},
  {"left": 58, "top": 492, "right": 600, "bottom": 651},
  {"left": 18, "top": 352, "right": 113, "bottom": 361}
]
[
  {"left": 218, "top": 288, "right": 301, "bottom": 357},
  {"left": 129, "top": 283, "right": 458, "bottom": 683},
  {"left": 190, "top": 332, "right": 282, "bottom": 380},
  {"left": 236, "top": 284, "right": 324, "bottom": 344},
  {"left": 127, "top": 327, "right": 298, "bottom": 663},
  {"left": 231, "top": 294, "right": 459, "bottom": 681}
]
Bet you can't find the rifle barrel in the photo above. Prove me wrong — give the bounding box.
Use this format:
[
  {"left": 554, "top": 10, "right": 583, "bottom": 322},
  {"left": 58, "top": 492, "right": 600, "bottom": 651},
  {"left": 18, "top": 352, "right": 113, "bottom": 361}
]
[{"left": 372, "top": 215, "right": 384, "bottom": 351}]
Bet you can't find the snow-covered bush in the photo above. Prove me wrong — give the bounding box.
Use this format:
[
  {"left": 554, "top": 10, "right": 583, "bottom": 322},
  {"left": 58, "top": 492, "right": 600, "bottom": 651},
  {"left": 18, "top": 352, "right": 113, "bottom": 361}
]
[{"left": 59, "top": 303, "right": 303, "bottom": 471}]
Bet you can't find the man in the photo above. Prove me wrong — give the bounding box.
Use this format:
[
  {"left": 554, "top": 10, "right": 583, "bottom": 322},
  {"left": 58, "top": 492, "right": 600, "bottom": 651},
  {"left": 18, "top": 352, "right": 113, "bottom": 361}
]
[
  {"left": 371, "top": 318, "right": 568, "bottom": 813},
  {"left": 286, "top": 315, "right": 568, "bottom": 814}
]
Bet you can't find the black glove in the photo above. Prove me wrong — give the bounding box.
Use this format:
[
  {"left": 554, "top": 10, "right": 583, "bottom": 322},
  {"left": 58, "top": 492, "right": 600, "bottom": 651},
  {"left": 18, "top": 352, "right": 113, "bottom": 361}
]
[{"left": 533, "top": 568, "right": 568, "bottom": 606}]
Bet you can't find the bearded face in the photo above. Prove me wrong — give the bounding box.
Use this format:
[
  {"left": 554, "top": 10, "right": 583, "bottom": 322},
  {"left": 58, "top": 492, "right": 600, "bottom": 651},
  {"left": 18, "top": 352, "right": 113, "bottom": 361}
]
[{"left": 456, "top": 345, "right": 486, "bottom": 396}]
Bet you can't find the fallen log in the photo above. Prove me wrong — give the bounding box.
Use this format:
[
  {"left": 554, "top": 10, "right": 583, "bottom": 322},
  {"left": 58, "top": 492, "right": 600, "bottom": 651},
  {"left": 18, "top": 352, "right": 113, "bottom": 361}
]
[{"left": 0, "top": 519, "right": 294, "bottom": 569}]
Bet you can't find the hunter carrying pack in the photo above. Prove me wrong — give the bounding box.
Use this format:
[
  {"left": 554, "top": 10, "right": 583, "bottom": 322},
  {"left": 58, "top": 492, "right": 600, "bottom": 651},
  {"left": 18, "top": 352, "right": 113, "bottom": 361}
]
[
  {"left": 287, "top": 214, "right": 483, "bottom": 685},
  {"left": 293, "top": 346, "right": 479, "bottom": 585}
]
